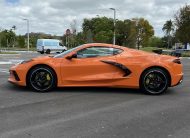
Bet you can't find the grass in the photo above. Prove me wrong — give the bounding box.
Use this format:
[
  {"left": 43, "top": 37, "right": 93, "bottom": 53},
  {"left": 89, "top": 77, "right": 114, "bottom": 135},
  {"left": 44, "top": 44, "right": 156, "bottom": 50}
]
[
  {"left": 140, "top": 47, "right": 166, "bottom": 52},
  {"left": 140, "top": 47, "right": 156, "bottom": 52},
  {"left": 182, "top": 51, "right": 190, "bottom": 57}
]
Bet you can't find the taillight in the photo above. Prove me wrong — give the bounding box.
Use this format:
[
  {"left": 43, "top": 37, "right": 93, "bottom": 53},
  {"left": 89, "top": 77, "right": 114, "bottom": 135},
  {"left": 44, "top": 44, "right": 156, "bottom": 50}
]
[{"left": 173, "top": 58, "right": 181, "bottom": 64}]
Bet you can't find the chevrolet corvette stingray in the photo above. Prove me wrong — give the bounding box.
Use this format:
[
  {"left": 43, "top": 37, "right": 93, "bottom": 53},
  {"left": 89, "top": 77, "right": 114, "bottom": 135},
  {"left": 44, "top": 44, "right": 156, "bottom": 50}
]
[{"left": 9, "top": 43, "right": 183, "bottom": 95}]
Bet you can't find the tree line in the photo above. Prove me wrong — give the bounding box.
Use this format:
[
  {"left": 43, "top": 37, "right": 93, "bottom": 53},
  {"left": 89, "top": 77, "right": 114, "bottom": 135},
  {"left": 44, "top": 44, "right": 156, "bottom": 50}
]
[{"left": 0, "top": 4, "right": 189, "bottom": 49}]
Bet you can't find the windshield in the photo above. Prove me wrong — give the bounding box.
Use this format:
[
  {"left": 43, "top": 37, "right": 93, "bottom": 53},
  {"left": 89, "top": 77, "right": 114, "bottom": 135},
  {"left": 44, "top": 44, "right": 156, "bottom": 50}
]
[{"left": 54, "top": 45, "right": 84, "bottom": 58}]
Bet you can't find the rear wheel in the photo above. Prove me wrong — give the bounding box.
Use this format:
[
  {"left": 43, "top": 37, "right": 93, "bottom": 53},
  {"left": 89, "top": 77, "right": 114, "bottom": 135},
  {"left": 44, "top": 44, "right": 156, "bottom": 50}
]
[
  {"left": 46, "top": 49, "right": 51, "bottom": 54},
  {"left": 40, "top": 51, "right": 44, "bottom": 54},
  {"left": 140, "top": 68, "right": 169, "bottom": 95},
  {"left": 27, "top": 66, "right": 56, "bottom": 92}
]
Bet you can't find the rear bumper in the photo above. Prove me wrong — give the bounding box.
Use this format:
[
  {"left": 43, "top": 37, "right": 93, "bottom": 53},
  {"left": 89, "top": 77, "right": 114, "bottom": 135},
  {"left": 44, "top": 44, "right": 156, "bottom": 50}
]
[{"left": 171, "top": 73, "right": 183, "bottom": 87}]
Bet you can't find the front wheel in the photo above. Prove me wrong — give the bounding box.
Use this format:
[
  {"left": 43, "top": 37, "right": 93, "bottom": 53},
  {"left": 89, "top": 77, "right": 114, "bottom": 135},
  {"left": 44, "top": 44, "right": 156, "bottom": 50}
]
[
  {"left": 140, "top": 68, "right": 169, "bottom": 95},
  {"left": 27, "top": 66, "right": 57, "bottom": 92}
]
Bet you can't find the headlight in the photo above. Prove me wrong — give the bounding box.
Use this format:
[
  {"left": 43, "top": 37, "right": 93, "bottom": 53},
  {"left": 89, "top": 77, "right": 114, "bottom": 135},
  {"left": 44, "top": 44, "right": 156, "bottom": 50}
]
[{"left": 20, "top": 59, "right": 33, "bottom": 64}]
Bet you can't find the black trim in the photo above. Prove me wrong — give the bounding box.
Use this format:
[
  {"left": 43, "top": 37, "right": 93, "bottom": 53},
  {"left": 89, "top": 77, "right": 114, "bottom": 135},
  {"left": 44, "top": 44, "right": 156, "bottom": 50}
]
[
  {"left": 13, "top": 71, "right": 20, "bottom": 81},
  {"left": 101, "top": 60, "right": 131, "bottom": 77}
]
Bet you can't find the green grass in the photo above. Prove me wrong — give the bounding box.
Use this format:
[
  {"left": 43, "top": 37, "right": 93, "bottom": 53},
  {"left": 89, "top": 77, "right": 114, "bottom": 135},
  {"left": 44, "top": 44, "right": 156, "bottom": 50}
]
[
  {"left": 182, "top": 51, "right": 190, "bottom": 57},
  {"left": 140, "top": 47, "right": 165, "bottom": 52}
]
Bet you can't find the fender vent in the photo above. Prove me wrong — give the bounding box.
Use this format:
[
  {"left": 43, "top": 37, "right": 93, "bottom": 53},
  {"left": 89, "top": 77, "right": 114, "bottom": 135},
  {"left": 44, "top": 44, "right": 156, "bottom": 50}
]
[{"left": 101, "top": 60, "right": 131, "bottom": 77}]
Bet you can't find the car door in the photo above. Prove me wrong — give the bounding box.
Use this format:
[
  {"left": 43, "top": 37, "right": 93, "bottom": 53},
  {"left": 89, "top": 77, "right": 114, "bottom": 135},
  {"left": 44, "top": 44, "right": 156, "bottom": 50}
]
[{"left": 60, "top": 46, "right": 119, "bottom": 86}]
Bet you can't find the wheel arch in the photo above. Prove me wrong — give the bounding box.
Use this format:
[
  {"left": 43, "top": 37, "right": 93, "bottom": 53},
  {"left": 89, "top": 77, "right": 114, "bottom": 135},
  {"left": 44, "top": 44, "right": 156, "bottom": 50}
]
[
  {"left": 26, "top": 64, "right": 58, "bottom": 87},
  {"left": 140, "top": 66, "right": 172, "bottom": 87}
]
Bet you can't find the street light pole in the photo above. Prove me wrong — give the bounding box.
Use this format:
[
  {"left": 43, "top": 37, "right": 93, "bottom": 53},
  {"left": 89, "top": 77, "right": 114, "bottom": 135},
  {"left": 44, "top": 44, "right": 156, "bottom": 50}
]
[
  {"left": 110, "top": 8, "right": 116, "bottom": 45},
  {"left": 23, "top": 19, "right": 29, "bottom": 52}
]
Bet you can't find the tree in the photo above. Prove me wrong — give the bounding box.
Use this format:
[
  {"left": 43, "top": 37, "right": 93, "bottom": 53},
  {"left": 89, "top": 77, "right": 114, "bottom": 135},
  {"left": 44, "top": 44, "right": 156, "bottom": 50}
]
[
  {"left": 82, "top": 17, "right": 154, "bottom": 48},
  {"left": 12, "top": 25, "right": 17, "bottom": 31},
  {"left": 162, "top": 20, "right": 174, "bottom": 48},
  {"left": 116, "top": 19, "right": 136, "bottom": 47},
  {"left": 0, "top": 29, "right": 16, "bottom": 48},
  {"left": 82, "top": 17, "right": 113, "bottom": 43},
  {"left": 162, "top": 20, "right": 174, "bottom": 35},
  {"left": 11, "top": 25, "right": 17, "bottom": 47},
  {"left": 133, "top": 18, "right": 154, "bottom": 48},
  {"left": 174, "top": 5, "right": 190, "bottom": 44},
  {"left": 147, "top": 36, "right": 164, "bottom": 48},
  {"left": 17, "top": 35, "right": 25, "bottom": 48}
]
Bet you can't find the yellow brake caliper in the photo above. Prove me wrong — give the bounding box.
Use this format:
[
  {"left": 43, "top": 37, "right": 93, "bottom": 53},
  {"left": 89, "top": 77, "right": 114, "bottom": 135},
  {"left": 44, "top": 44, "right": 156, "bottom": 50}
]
[{"left": 46, "top": 74, "right": 51, "bottom": 81}]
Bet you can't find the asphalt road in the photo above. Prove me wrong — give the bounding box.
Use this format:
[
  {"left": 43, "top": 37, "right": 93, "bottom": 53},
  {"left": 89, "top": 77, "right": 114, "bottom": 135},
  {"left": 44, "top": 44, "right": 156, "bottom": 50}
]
[{"left": 0, "top": 53, "right": 190, "bottom": 138}]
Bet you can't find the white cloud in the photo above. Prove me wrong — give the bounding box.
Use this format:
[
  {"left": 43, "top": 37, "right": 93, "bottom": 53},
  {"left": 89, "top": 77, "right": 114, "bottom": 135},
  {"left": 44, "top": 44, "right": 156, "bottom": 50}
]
[{"left": 0, "top": 0, "right": 189, "bottom": 36}]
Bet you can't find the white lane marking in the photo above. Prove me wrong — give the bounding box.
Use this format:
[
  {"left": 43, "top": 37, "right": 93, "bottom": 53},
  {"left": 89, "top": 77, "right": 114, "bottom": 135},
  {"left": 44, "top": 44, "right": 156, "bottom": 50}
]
[
  {"left": 0, "top": 62, "right": 12, "bottom": 65},
  {"left": 0, "top": 60, "right": 23, "bottom": 65},
  {"left": 0, "top": 68, "right": 9, "bottom": 74},
  {"left": 9, "top": 60, "right": 23, "bottom": 64}
]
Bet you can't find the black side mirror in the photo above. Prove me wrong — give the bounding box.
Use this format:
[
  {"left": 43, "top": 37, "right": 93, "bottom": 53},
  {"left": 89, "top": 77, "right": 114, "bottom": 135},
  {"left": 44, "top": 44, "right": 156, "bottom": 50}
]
[{"left": 66, "top": 53, "right": 77, "bottom": 60}]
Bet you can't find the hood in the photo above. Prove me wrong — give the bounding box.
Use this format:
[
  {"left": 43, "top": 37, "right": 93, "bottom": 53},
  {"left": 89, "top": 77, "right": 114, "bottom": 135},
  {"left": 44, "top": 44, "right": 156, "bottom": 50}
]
[{"left": 32, "top": 56, "right": 53, "bottom": 61}]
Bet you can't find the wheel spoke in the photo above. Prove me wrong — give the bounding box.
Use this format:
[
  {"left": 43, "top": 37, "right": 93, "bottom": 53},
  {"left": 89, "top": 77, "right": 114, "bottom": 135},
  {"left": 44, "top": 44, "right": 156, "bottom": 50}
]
[
  {"left": 144, "top": 71, "right": 167, "bottom": 94},
  {"left": 30, "top": 68, "right": 53, "bottom": 91}
]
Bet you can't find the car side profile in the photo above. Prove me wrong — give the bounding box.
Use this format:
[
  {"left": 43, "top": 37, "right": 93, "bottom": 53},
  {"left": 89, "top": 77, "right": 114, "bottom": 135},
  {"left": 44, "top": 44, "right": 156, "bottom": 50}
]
[{"left": 9, "top": 43, "right": 183, "bottom": 95}]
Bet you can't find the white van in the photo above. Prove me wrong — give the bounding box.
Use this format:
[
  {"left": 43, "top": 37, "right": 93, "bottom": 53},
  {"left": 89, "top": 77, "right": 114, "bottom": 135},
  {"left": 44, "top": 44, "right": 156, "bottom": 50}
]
[{"left": 37, "top": 39, "right": 67, "bottom": 54}]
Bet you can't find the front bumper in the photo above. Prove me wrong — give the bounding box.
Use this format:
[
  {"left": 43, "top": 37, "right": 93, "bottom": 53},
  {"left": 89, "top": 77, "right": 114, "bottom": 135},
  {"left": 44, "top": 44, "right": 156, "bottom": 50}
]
[{"left": 8, "top": 65, "right": 28, "bottom": 86}]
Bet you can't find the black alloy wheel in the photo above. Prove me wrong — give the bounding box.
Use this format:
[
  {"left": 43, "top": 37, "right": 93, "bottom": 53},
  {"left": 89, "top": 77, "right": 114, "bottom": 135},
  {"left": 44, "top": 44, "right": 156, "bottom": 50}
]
[
  {"left": 27, "top": 66, "right": 56, "bottom": 92},
  {"left": 140, "top": 68, "right": 169, "bottom": 95}
]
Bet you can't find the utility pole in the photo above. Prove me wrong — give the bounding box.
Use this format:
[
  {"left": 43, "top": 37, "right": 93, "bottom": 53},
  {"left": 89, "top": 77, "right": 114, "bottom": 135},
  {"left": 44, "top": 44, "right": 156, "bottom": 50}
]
[
  {"left": 110, "top": 8, "right": 116, "bottom": 45},
  {"left": 23, "top": 19, "right": 30, "bottom": 52}
]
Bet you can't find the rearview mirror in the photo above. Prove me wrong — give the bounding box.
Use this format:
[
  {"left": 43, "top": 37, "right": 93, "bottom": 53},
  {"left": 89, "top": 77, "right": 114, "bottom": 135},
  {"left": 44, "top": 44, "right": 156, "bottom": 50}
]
[{"left": 66, "top": 53, "right": 77, "bottom": 60}]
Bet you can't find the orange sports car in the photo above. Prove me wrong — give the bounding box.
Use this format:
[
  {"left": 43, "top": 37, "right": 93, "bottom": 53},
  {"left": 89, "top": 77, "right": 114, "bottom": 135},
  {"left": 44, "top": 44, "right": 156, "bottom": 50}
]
[{"left": 9, "top": 43, "right": 183, "bottom": 95}]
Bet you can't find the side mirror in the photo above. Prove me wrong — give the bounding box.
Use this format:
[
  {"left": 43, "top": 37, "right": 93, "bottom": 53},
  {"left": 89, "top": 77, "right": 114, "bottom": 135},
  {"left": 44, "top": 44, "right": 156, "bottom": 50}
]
[{"left": 66, "top": 53, "right": 77, "bottom": 60}]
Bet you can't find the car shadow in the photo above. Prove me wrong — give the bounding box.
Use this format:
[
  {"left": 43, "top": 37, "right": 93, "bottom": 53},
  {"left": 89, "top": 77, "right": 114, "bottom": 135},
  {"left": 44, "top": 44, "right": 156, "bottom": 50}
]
[
  {"left": 6, "top": 82, "right": 176, "bottom": 96},
  {"left": 6, "top": 83, "right": 144, "bottom": 95},
  {"left": 56, "top": 87, "right": 144, "bottom": 95}
]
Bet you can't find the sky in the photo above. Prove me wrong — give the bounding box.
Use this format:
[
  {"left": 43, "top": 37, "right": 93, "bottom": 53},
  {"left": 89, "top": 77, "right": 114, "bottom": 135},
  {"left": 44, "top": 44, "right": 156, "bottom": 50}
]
[{"left": 0, "top": 0, "right": 189, "bottom": 37}]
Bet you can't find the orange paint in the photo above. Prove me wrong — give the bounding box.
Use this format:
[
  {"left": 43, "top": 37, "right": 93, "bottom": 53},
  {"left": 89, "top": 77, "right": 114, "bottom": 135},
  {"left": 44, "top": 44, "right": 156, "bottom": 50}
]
[{"left": 8, "top": 43, "right": 183, "bottom": 89}]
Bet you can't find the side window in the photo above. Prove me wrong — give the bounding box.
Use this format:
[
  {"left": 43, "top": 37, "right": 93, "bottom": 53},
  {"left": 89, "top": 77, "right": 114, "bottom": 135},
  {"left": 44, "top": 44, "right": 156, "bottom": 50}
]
[
  {"left": 59, "top": 42, "right": 63, "bottom": 46},
  {"left": 113, "top": 48, "right": 123, "bottom": 55},
  {"left": 37, "top": 40, "right": 43, "bottom": 46},
  {"left": 77, "top": 47, "right": 122, "bottom": 58}
]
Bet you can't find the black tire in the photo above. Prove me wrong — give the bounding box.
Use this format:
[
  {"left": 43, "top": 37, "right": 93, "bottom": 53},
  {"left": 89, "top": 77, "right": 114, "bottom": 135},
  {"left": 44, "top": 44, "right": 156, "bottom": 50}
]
[
  {"left": 27, "top": 66, "right": 57, "bottom": 92},
  {"left": 46, "top": 49, "right": 51, "bottom": 54},
  {"left": 40, "top": 51, "right": 44, "bottom": 54},
  {"left": 62, "top": 50, "right": 66, "bottom": 53},
  {"left": 140, "top": 68, "right": 169, "bottom": 95}
]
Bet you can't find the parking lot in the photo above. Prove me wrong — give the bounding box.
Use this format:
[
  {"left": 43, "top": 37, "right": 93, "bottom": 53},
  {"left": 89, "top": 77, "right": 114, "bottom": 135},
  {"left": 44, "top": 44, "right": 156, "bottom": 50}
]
[{"left": 0, "top": 53, "right": 190, "bottom": 138}]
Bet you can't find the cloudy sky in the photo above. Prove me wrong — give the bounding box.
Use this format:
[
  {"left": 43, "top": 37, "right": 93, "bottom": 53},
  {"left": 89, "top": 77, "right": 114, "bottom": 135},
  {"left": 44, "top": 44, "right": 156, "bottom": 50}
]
[{"left": 0, "top": 0, "right": 189, "bottom": 36}]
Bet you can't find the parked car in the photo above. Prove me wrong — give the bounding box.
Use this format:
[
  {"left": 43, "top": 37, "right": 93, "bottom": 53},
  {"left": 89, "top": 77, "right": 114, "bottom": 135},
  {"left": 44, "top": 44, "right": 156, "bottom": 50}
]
[
  {"left": 36, "top": 39, "right": 67, "bottom": 54},
  {"left": 9, "top": 43, "right": 183, "bottom": 95}
]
